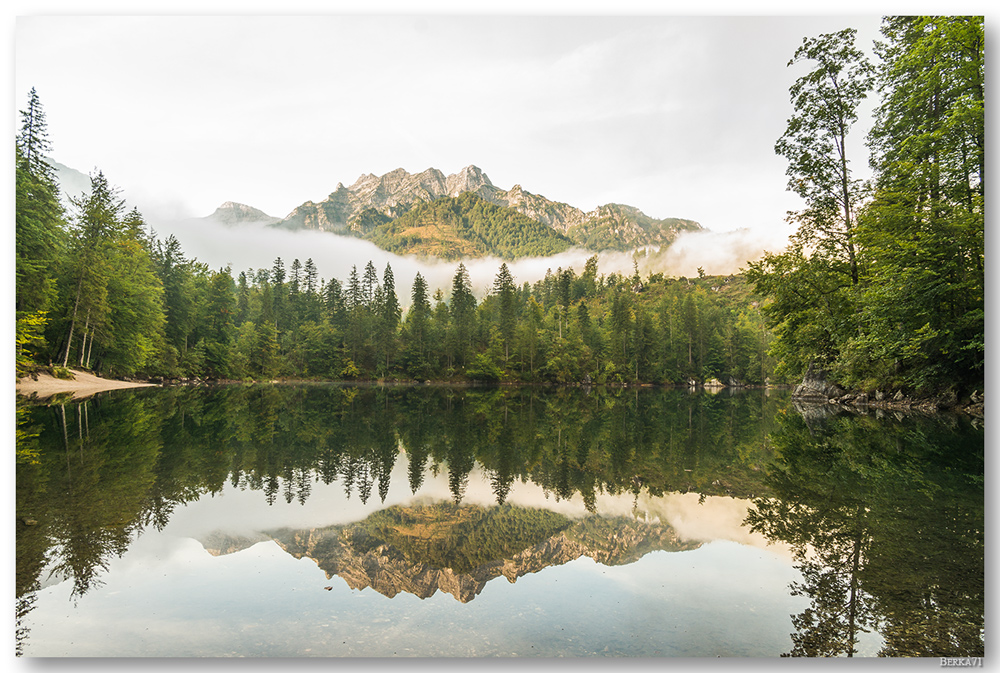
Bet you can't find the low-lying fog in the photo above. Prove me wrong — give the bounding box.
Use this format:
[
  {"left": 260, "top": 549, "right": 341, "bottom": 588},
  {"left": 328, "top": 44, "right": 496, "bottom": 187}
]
[{"left": 147, "top": 211, "right": 793, "bottom": 303}]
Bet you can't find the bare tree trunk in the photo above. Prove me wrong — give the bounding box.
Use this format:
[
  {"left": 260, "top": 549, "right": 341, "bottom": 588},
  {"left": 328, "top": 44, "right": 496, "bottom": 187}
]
[
  {"left": 78, "top": 310, "right": 91, "bottom": 367},
  {"left": 85, "top": 331, "right": 95, "bottom": 369},
  {"left": 62, "top": 276, "right": 84, "bottom": 368}
]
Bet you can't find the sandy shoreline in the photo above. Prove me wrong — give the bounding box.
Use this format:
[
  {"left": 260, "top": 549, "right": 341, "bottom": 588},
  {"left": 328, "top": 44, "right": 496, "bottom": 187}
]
[{"left": 16, "top": 369, "right": 158, "bottom": 401}]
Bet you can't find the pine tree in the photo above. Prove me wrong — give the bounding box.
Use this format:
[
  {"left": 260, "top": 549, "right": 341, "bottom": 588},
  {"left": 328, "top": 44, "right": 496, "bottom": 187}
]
[
  {"left": 17, "top": 88, "right": 56, "bottom": 183},
  {"left": 403, "top": 272, "right": 431, "bottom": 377},
  {"left": 376, "top": 263, "right": 401, "bottom": 374},
  {"left": 362, "top": 261, "right": 379, "bottom": 309},
  {"left": 324, "top": 277, "right": 347, "bottom": 330},
  {"left": 270, "top": 257, "right": 286, "bottom": 331},
  {"left": 449, "top": 263, "right": 477, "bottom": 368},
  {"left": 493, "top": 263, "right": 517, "bottom": 362},
  {"left": 345, "top": 265, "right": 361, "bottom": 311},
  {"left": 15, "top": 87, "right": 65, "bottom": 342}
]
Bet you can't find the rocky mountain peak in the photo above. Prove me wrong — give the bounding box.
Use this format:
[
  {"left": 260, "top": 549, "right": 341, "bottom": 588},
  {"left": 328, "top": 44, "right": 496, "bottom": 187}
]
[
  {"left": 209, "top": 201, "right": 279, "bottom": 226},
  {"left": 446, "top": 165, "right": 493, "bottom": 196},
  {"left": 349, "top": 173, "right": 379, "bottom": 191},
  {"left": 506, "top": 184, "right": 525, "bottom": 201},
  {"left": 200, "top": 506, "right": 702, "bottom": 604},
  {"left": 270, "top": 164, "right": 702, "bottom": 254}
]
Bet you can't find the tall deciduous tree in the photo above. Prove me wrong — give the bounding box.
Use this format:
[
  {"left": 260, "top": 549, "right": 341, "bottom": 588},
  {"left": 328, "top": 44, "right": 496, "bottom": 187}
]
[
  {"left": 748, "top": 27, "right": 874, "bottom": 379},
  {"left": 59, "top": 171, "right": 126, "bottom": 368},
  {"left": 849, "top": 16, "right": 985, "bottom": 391},
  {"left": 774, "top": 28, "right": 874, "bottom": 286},
  {"left": 97, "top": 212, "right": 165, "bottom": 376},
  {"left": 750, "top": 17, "right": 983, "bottom": 395}
]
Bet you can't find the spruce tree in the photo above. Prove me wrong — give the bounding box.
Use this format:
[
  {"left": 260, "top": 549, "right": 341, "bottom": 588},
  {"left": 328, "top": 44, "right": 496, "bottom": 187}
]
[
  {"left": 493, "top": 263, "right": 517, "bottom": 362},
  {"left": 449, "top": 263, "right": 476, "bottom": 368},
  {"left": 404, "top": 272, "right": 431, "bottom": 377},
  {"left": 17, "top": 87, "right": 56, "bottom": 183},
  {"left": 15, "top": 88, "right": 65, "bottom": 330}
]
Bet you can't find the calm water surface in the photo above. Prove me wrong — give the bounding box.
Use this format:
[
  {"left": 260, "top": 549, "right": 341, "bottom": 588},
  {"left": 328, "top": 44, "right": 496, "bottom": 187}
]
[{"left": 15, "top": 384, "right": 983, "bottom": 657}]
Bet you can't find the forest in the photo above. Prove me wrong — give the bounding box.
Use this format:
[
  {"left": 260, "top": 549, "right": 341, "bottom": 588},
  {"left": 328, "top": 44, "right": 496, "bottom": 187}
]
[
  {"left": 14, "top": 89, "right": 774, "bottom": 386},
  {"left": 15, "top": 16, "right": 983, "bottom": 398},
  {"left": 746, "top": 17, "right": 984, "bottom": 396},
  {"left": 357, "top": 191, "right": 576, "bottom": 260}
]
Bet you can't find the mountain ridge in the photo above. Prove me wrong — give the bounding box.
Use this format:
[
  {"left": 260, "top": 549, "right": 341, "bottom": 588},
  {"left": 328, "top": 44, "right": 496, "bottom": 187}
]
[
  {"left": 270, "top": 165, "right": 701, "bottom": 256},
  {"left": 199, "top": 503, "right": 701, "bottom": 603},
  {"left": 51, "top": 158, "right": 702, "bottom": 259}
]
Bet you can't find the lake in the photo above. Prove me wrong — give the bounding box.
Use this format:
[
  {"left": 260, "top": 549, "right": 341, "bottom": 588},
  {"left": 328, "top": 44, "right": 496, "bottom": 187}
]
[{"left": 15, "top": 384, "right": 984, "bottom": 658}]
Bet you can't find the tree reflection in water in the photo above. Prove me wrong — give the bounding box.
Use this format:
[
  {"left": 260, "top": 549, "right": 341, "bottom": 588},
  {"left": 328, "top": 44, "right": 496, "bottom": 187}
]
[
  {"left": 745, "top": 406, "right": 983, "bottom": 657},
  {"left": 16, "top": 384, "right": 982, "bottom": 657}
]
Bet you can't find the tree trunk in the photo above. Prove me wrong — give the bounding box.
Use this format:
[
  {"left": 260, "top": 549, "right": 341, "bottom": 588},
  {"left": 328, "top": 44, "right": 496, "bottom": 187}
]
[
  {"left": 78, "top": 310, "right": 91, "bottom": 367},
  {"left": 61, "top": 276, "right": 84, "bottom": 368},
  {"left": 85, "top": 330, "right": 95, "bottom": 369}
]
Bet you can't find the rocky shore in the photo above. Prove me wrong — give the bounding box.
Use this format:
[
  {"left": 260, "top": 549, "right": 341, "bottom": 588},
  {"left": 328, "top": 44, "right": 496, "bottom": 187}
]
[{"left": 791, "top": 363, "right": 984, "bottom": 418}]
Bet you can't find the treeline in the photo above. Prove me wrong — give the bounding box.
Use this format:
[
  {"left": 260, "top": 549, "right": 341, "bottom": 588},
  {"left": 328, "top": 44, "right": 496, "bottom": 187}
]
[
  {"left": 14, "top": 92, "right": 774, "bottom": 384},
  {"left": 171, "top": 254, "right": 772, "bottom": 385},
  {"left": 748, "top": 17, "right": 984, "bottom": 396}
]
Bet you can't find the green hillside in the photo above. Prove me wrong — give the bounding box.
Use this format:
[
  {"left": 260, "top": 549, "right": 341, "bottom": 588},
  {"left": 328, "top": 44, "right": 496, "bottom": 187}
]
[
  {"left": 566, "top": 204, "right": 702, "bottom": 251},
  {"left": 358, "top": 192, "right": 574, "bottom": 260}
]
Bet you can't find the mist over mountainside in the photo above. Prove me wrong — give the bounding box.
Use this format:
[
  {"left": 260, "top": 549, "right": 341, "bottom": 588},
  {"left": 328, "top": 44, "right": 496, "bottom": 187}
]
[
  {"left": 206, "top": 201, "right": 281, "bottom": 226},
  {"left": 50, "top": 159, "right": 91, "bottom": 209},
  {"left": 53, "top": 160, "right": 790, "bottom": 300}
]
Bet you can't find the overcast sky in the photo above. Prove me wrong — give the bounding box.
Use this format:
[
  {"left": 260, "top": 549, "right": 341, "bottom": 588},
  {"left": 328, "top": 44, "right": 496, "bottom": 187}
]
[
  {"left": 12, "top": 3, "right": 981, "bottom": 293},
  {"left": 15, "top": 10, "right": 887, "bottom": 223}
]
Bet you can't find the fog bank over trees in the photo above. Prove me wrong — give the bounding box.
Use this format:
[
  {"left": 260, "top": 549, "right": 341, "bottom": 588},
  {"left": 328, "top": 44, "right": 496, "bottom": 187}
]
[{"left": 143, "top": 209, "right": 788, "bottom": 302}]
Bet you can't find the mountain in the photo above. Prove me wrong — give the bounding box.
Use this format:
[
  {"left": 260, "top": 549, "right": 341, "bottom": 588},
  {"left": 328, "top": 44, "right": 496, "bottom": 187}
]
[
  {"left": 198, "top": 503, "right": 701, "bottom": 603},
  {"left": 50, "top": 159, "right": 92, "bottom": 210},
  {"left": 359, "top": 191, "right": 574, "bottom": 260},
  {"left": 277, "top": 165, "right": 498, "bottom": 235},
  {"left": 51, "top": 156, "right": 699, "bottom": 258},
  {"left": 273, "top": 165, "right": 701, "bottom": 257},
  {"left": 205, "top": 201, "right": 281, "bottom": 226}
]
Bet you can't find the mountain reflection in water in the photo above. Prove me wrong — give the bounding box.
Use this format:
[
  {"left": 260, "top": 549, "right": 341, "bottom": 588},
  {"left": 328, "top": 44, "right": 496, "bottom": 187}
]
[
  {"left": 15, "top": 384, "right": 983, "bottom": 657},
  {"left": 202, "top": 503, "right": 702, "bottom": 603}
]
